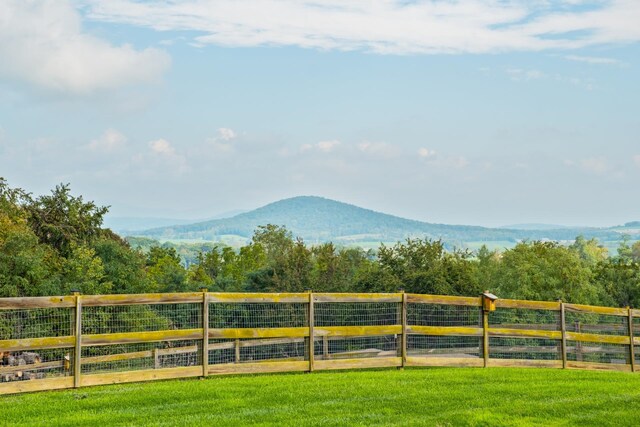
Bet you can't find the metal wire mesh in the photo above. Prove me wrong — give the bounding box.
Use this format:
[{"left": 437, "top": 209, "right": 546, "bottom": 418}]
[
  {"left": 407, "top": 335, "right": 481, "bottom": 358},
  {"left": 207, "top": 338, "right": 307, "bottom": 364},
  {"left": 314, "top": 302, "right": 399, "bottom": 327},
  {"left": 489, "top": 337, "right": 561, "bottom": 360},
  {"left": 82, "top": 304, "right": 201, "bottom": 334},
  {"left": 634, "top": 316, "right": 640, "bottom": 336},
  {"left": 209, "top": 303, "right": 307, "bottom": 329},
  {"left": 489, "top": 308, "right": 560, "bottom": 331},
  {"left": 407, "top": 304, "right": 480, "bottom": 327},
  {"left": 1, "top": 349, "right": 72, "bottom": 382},
  {"left": 565, "top": 310, "right": 628, "bottom": 336},
  {"left": 315, "top": 335, "right": 398, "bottom": 359},
  {"left": 0, "top": 308, "right": 73, "bottom": 339},
  {"left": 566, "top": 340, "right": 630, "bottom": 364},
  {"left": 82, "top": 340, "right": 201, "bottom": 374}
]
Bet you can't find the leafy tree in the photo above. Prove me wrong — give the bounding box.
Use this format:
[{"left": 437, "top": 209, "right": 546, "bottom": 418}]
[
  {"left": 93, "top": 237, "right": 150, "bottom": 294},
  {"left": 146, "top": 246, "right": 189, "bottom": 292},
  {"left": 26, "top": 183, "right": 109, "bottom": 257},
  {"left": 494, "top": 241, "right": 599, "bottom": 304},
  {"left": 569, "top": 235, "right": 608, "bottom": 265}
]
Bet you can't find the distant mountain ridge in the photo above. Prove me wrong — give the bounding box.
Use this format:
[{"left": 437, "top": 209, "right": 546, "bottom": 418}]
[{"left": 132, "top": 196, "right": 629, "bottom": 246}]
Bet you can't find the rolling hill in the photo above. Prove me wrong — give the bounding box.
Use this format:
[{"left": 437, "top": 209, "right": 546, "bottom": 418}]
[{"left": 131, "top": 196, "right": 629, "bottom": 247}]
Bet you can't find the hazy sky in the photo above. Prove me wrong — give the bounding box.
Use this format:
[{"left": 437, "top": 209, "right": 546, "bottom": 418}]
[{"left": 1, "top": 1, "right": 639, "bottom": 227}]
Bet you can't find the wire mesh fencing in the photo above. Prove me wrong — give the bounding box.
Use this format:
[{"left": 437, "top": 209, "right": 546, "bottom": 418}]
[{"left": 1, "top": 292, "right": 639, "bottom": 395}]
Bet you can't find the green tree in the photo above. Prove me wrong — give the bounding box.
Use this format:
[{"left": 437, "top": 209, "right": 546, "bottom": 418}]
[
  {"left": 494, "top": 241, "right": 599, "bottom": 303},
  {"left": 146, "top": 246, "right": 189, "bottom": 292},
  {"left": 26, "top": 183, "right": 109, "bottom": 257}
]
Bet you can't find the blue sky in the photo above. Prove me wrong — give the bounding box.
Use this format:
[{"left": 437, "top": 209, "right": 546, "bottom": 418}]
[{"left": 0, "top": 1, "right": 639, "bottom": 227}]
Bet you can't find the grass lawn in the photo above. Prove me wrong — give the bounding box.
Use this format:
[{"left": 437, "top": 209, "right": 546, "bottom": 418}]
[{"left": 2, "top": 368, "right": 640, "bottom": 426}]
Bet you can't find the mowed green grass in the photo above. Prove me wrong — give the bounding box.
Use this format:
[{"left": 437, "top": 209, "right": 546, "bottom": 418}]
[{"left": 2, "top": 368, "right": 640, "bottom": 426}]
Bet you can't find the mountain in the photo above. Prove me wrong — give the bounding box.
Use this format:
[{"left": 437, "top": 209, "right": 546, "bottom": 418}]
[
  {"left": 498, "top": 223, "right": 575, "bottom": 231},
  {"left": 131, "top": 196, "right": 625, "bottom": 247},
  {"left": 104, "top": 210, "right": 247, "bottom": 234}
]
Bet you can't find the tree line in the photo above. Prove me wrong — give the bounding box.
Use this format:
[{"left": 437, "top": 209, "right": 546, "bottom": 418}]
[{"left": 2, "top": 179, "right": 640, "bottom": 307}]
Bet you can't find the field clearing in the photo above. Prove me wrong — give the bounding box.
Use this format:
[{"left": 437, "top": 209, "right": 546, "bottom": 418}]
[{"left": 2, "top": 368, "right": 640, "bottom": 426}]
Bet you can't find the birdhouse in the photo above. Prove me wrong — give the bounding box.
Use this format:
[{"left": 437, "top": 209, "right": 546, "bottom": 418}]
[{"left": 482, "top": 291, "right": 498, "bottom": 312}]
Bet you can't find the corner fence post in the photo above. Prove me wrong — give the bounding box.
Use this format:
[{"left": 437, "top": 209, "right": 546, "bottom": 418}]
[
  {"left": 482, "top": 309, "right": 489, "bottom": 368},
  {"left": 628, "top": 307, "right": 635, "bottom": 373},
  {"left": 560, "top": 301, "right": 567, "bottom": 369},
  {"left": 201, "top": 287, "right": 209, "bottom": 377},
  {"left": 308, "top": 290, "right": 315, "bottom": 372},
  {"left": 72, "top": 290, "right": 82, "bottom": 389},
  {"left": 401, "top": 291, "right": 407, "bottom": 369}
]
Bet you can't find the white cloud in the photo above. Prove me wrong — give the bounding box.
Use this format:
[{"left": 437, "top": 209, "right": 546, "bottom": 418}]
[
  {"left": 417, "top": 148, "right": 437, "bottom": 159},
  {"left": 84, "top": 0, "right": 640, "bottom": 55},
  {"left": 301, "top": 140, "right": 341, "bottom": 153},
  {"left": 317, "top": 140, "right": 340, "bottom": 153},
  {"left": 218, "top": 128, "right": 237, "bottom": 141},
  {"left": 564, "top": 55, "right": 621, "bottom": 65},
  {"left": 507, "top": 68, "right": 545, "bottom": 81},
  {"left": 0, "top": 1, "right": 170, "bottom": 94},
  {"left": 581, "top": 157, "right": 608, "bottom": 175},
  {"left": 88, "top": 129, "right": 127, "bottom": 152},
  {"left": 149, "top": 138, "right": 175, "bottom": 156},
  {"left": 357, "top": 141, "right": 399, "bottom": 158}
]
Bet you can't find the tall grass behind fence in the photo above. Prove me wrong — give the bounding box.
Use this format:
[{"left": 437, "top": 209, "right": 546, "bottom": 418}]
[{"left": 1, "top": 292, "right": 638, "bottom": 395}]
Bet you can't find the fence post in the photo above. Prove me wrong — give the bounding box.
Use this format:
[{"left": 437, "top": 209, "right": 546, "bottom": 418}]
[
  {"left": 201, "top": 287, "right": 209, "bottom": 377},
  {"left": 628, "top": 307, "right": 635, "bottom": 372},
  {"left": 482, "top": 308, "right": 489, "bottom": 368},
  {"left": 308, "top": 290, "right": 315, "bottom": 372},
  {"left": 560, "top": 301, "right": 567, "bottom": 369},
  {"left": 72, "top": 290, "right": 82, "bottom": 389},
  {"left": 401, "top": 290, "right": 407, "bottom": 369}
]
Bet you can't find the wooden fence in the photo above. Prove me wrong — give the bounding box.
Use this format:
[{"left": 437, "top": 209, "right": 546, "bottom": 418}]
[{"left": 0, "top": 291, "right": 638, "bottom": 395}]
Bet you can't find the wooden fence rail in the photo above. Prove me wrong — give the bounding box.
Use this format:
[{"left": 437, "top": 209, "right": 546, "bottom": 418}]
[{"left": 1, "top": 292, "right": 638, "bottom": 395}]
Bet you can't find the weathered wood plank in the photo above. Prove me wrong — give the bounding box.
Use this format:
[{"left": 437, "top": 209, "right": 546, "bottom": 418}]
[
  {"left": 401, "top": 292, "right": 407, "bottom": 367},
  {"left": 82, "top": 293, "right": 203, "bottom": 306},
  {"left": 315, "top": 325, "right": 402, "bottom": 337},
  {"left": 566, "top": 361, "right": 632, "bottom": 372},
  {"left": 81, "top": 366, "right": 202, "bottom": 387},
  {"left": 82, "top": 350, "right": 152, "bottom": 364},
  {"left": 406, "top": 294, "right": 481, "bottom": 306},
  {"left": 0, "top": 296, "right": 76, "bottom": 310},
  {"left": 82, "top": 329, "right": 203, "bottom": 346},
  {"left": 207, "top": 337, "right": 305, "bottom": 351},
  {"left": 73, "top": 293, "right": 82, "bottom": 389},
  {"left": 202, "top": 292, "right": 209, "bottom": 377},
  {"left": 483, "top": 309, "right": 489, "bottom": 368},
  {"left": 406, "top": 356, "right": 484, "bottom": 368},
  {"left": 0, "top": 360, "right": 65, "bottom": 374},
  {"left": 564, "top": 304, "right": 629, "bottom": 317},
  {"left": 0, "top": 336, "right": 75, "bottom": 352},
  {"left": 208, "top": 293, "right": 309, "bottom": 303},
  {"left": 314, "top": 356, "right": 402, "bottom": 371},
  {"left": 309, "top": 291, "right": 315, "bottom": 372},
  {"left": 565, "top": 332, "right": 630, "bottom": 345},
  {"left": 488, "top": 359, "right": 563, "bottom": 368},
  {"left": 208, "top": 361, "right": 309, "bottom": 375},
  {"left": 488, "top": 327, "right": 562, "bottom": 340},
  {"left": 406, "top": 325, "right": 483, "bottom": 337},
  {"left": 209, "top": 327, "right": 309, "bottom": 339},
  {"left": 634, "top": 337, "right": 640, "bottom": 346},
  {"left": 629, "top": 308, "right": 635, "bottom": 373},
  {"left": 632, "top": 309, "right": 640, "bottom": 318},
  {"left": 0, "top": 376, "right": 73, "bottom": 395},
  {"left": 560, "top": 302, "right": 567, "bottom": 369},
  {"left": 81, "top": 345, "right": 199, "bottom": 364},
  {"left": 313, "top": 293, "right": 402, "bottom": 303},
  {"left": 494, "top": 299, "right": 561, "bottom": 311}
]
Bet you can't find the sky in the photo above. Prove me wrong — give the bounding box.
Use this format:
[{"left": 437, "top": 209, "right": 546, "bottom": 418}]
[{"left": 0, "top": 0, "right": 639, "bottom": 228}]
